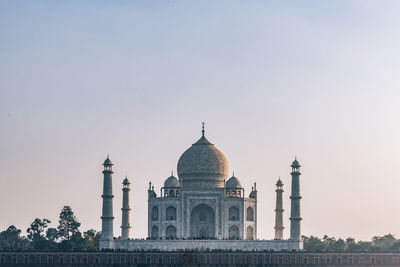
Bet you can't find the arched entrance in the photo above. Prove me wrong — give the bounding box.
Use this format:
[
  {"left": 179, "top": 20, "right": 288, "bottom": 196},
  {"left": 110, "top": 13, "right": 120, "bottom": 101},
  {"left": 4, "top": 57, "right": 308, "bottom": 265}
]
[
  {"left": 246, "top": 226, "right": 254, "bottom": 240},
  {"left": 190, "top": 204, "right": 215, "bottom": 239},
  {"left": 229, "top": 225, "right": 239, "bottom": 240},
  {"left": 151, "top": 225, "right": 159, "bottom": 239},
  {"left": 166, "top": 225, "right": 177, "bottom": 239}
]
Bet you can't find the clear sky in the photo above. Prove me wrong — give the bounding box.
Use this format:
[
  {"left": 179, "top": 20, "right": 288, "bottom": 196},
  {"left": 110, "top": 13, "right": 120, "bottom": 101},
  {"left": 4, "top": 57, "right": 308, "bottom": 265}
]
[{"left": 1, "top": 1, "right": 400, "bottom": 241}]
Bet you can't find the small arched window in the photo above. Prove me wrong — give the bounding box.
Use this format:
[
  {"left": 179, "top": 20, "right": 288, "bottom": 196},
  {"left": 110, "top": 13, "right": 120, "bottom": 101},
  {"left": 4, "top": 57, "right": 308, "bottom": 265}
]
[
  {"left": 151, "top": 225, "right": 159, "bottom": 238},
  {"left": 169, "top": 189, "right": 174, "bottom": 197},
  {"left": 176, "top": 190, "right": 180, "bottom": 197},
  {"left": 166, "top": 206, "right": 177, "bottom": 221},
  {"left": 151, "top": 206, "right": 159, "bottom": 221},
  {"left": 246, "top": 226, "right": 254, "bottom": 240},
  {"left": 229, "top": 206, "right": 239, "bottom": 221},
  {"left": 246, "top": 207, "right": 254, "bottom": 221}
]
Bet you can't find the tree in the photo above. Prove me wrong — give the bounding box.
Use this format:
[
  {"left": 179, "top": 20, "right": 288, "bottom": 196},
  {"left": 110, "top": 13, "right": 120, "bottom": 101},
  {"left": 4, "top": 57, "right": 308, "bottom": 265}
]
[
  {"left": 345, "top": 237, "right": 357, "bottom": 251},
  {"left": 303, "top": 235, "right": 325, "bottom": 251},
  {"left": 0, "top": 225, "right": 29, "bottom": 251},
  {"left": 27, "top": 218, "right": 50, "bottom": 241},
  {"left": 26, "top": 218, "right": 58, "bottom": 251},
  {"left": 59, "top": 232, "right": 85, "bottom": 251},
  {"left": 46, "top": 228, "right": 58, "bottom": 242},
  {"left": 303, "top": 235, "right": 373, "bottom": 252},
  {"left": 83, "top": 229, "right": 101, "bottom": 251},
  {"left": 390, "top": 240, "right": 400, "bottom": 251},
  {"left": 57, "top": 206, "right": 81, "bottom": 240},
  {"left": 322, "top": 235, "right": 336, "bottom": 251},
  {"left": 372, "top": 234, "right": 396, "bottom": 251},
  {"left": 333, "top": 238, "right": 346, "bottom": 252}
]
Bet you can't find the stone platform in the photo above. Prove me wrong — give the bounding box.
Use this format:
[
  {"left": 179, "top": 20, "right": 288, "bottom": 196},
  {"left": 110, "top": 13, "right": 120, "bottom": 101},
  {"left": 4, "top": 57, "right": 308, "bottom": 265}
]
[{"left": 101, "top": 239, "right": 303, "bottom": 251}]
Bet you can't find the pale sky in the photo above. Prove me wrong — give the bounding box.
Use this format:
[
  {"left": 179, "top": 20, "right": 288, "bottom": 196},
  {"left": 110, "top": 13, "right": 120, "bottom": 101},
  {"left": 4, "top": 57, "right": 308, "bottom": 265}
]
[{"left": 1, "top": 1, "right": 400, "bottom": 241}]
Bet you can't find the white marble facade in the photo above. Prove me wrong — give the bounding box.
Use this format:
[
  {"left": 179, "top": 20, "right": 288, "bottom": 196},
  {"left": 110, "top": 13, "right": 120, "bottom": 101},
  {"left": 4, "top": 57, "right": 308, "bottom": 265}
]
[
  {"left": 100, "top": 126, "right": 303, "bottom": 251},
  {"left": 147, "top": 130, "right": 256, "bottom": 240}
]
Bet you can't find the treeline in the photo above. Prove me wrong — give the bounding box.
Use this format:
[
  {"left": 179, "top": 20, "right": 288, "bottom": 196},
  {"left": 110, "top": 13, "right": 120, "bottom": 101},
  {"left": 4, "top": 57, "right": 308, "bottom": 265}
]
[
  {"left": 2, "top": 208, "right": 400, "bottom": 253},
  {"left": 303, "top": 234, "right": 400, "bottom": 252},
  {"left": 0, "top": 206, "right": 100, "bottom": 251}
]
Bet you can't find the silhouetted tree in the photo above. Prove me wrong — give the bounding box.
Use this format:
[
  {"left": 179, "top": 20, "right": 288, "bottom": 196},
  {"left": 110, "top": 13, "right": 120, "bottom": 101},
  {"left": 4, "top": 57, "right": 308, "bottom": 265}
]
[
  {"left": 302, "top": 235, "right": 400, "bottom": 252},
  {"left": 344, "top": 237, "right": 357, "bottom": 251},
  {"left": 302, "top": 235, "right": 325, "bottom": 251},
  {"left": 83, "top": 229, "right": 101, "bottom": 251},
  {"left": 0, "top": 225, "right": 29, "bottom": 251},
  {"left": 333, "top": 238, "right": 346, "bottom": 252},
  {"left": 27, "top": 218, "right": 50, "bottom": 241},
  {"left": 26, "top": 218, "right": 57, "bottom": 251},
  {"left": 57, "top": 206, "right": 81, "bottom": 240},
  {"left": 46, "top": 228, "right": 58, "bottom": 242},
  {"left": 372, "top": 234, "right": 396, "bottom": 251},
  {"left": 59, "top": 232, "right": 85, "bottom": 251},
  {"left": 390, "top": 240, "right": 400, "bottom": 251}
]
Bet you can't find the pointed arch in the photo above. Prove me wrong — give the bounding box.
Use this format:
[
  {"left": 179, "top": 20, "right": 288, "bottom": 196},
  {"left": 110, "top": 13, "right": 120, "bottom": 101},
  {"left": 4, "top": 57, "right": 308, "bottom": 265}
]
[
  {"left": 246, "top": 226, "right": 254, "bottom": 240},
  {"left": 166, "top": 225, "right": 177, "bottom": 239},
  {"left": 228, "top": 206, "right": 239, "bottom": 221},
  {"left": 166, "top": 206, "right": 177, "bottom": 221},
  {"left": 229, "top": 225, "right": 239, "bottom": 240},
  {"left": 190, "top": 204, "right": 215, "bottom": 238},
  {"left": 151, "top": 225, "right": 159, "bottom": 238},
  {"left": 169, "top": 189, "right": 175, "bottom": 197},
  {"left": 151, "top": 206, "right": 159, "bottom": 221},
  {"left": 246, "top": 206, "right": 254, "bottom": 221}
]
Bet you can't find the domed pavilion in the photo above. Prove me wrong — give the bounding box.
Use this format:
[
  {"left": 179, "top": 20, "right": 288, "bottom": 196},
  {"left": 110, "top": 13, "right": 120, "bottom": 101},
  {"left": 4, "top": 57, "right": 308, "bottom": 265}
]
[{"left": 149, "top": 124, "right": 256, "bottom": 240}]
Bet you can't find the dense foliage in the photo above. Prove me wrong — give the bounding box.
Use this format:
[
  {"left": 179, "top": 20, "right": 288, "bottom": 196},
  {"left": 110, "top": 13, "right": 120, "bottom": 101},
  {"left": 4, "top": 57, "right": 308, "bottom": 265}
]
[
  {"left": 0, "top": 206, "right": 100, "bottom": 251},
  {"left": 302, "top": 234, "right": 400, "bottom": 252}
]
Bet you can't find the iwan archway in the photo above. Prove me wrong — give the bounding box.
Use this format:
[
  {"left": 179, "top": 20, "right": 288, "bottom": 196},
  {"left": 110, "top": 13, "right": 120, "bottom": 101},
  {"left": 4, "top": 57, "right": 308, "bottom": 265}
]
[{"left": 190, "top": 204, "right": 215, "bottom": 238}]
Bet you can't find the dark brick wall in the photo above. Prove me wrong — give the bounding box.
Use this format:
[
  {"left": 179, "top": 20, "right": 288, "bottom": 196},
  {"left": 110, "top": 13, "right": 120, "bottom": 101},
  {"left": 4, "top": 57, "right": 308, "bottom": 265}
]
[{"left": 1, "top": 251, "right": 400, "bottom": 266}]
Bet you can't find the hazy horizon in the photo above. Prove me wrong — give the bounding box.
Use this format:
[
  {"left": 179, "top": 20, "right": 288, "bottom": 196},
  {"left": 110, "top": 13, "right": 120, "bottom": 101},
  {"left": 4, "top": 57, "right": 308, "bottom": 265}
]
[{"left": 1, "top": 1, "right": 400, "bottom": 241}]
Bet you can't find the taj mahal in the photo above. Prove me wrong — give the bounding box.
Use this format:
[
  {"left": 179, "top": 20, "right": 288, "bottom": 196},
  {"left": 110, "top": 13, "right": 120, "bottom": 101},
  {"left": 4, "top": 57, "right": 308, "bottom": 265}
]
[{"left": 99, "top": 124, "right": 303, "bottom": 251}]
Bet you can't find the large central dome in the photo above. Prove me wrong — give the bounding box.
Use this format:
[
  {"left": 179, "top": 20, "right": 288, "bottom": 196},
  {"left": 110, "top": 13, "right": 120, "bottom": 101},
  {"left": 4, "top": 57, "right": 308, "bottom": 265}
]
[{"left": 177, "top": 132, "right": 229, "bottom": 189}]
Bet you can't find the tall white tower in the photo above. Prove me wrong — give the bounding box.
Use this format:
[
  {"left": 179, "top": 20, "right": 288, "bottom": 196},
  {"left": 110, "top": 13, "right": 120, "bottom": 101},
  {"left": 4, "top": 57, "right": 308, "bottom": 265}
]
[
  {"left": 274, "top": 178, "right": 284, "bottom": 240},
  {"left": 290, "top": 158, "right": 302, "bottom": 241},
  {"left": 100, "top": 156, "right": 114, "bottom": 248},
  {"left": 121, "top": 177, "right": 131, "bottom": 239}
]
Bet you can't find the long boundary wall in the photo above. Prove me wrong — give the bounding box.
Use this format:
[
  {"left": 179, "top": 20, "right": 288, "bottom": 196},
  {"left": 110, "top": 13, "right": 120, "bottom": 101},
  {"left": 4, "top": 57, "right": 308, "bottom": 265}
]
[{"left": 2, "top": 251, "right": 400, "bottom": 266}]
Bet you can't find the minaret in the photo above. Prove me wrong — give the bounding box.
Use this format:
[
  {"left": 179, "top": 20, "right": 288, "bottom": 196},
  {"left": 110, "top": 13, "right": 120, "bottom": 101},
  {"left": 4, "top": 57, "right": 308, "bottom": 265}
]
[
  {"left": 253, "top": 182, "right": 257, "bottom": 240},
  {"left": 147, "top": 181, "right": 154, "bottom": 238},
  {"left": 121, "top": 177, "right": 131, "bottom": 239},
  {"left": 274, "top": 178, "right": 284, "bottom": 240},
  {"left": 101, "top": 156, "right": 114, "bottom": 243},
  {"left": 148, "top": 181, "right": 153, "bottom": 198},
  {"left": 290, "top": 157, "right": 302, "bottom": 240}
]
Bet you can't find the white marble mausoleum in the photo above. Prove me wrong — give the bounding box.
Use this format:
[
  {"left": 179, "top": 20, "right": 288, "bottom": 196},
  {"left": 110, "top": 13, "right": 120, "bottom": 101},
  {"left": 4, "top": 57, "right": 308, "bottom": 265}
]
[{"left": 99, "top": 125, "right": 303, "bottom": 251}]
